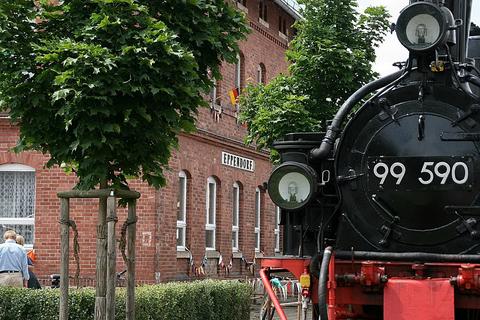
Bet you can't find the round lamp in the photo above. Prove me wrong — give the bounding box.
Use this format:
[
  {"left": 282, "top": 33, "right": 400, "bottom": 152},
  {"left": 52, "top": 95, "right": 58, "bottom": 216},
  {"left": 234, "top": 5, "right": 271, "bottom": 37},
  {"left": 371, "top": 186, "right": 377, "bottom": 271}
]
[
  {"left": 396, "top": 2, "right": 448, "bottom": 52},
  {"left": 268, "top": 162, "right": 317, "bottom": 211}
]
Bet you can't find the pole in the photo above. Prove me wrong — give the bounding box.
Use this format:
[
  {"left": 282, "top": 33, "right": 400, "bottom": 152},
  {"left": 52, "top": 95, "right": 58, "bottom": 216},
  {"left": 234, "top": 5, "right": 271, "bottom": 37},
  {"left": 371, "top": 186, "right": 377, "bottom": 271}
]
[
  {"left": 95, "top": 188, "right": 108, "bottom": 320},
  {"left": 59, "top": 198, "right": 70, "bottom": 320},
  {"left": 126, "top": 201, "right": 137, "bottom": 320},
  {"left": 106, "top": 196, "right": 117, "bottom": 320}
]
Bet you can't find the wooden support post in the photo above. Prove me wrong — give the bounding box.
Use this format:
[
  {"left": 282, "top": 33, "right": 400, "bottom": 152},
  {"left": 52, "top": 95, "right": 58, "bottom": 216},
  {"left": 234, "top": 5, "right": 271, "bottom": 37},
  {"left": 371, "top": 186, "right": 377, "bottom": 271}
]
[
  {"left": 106, "top": 196, "right": 117, "bottom": 320},
  {"left": 60, "top": 198, "right": 70, "bottom": 320},
  {"left": 95, "top": 195, "right": 108, "bottom": 320},
  {"left": 126, "top": 201, "right": 137, "bottom": 320}
]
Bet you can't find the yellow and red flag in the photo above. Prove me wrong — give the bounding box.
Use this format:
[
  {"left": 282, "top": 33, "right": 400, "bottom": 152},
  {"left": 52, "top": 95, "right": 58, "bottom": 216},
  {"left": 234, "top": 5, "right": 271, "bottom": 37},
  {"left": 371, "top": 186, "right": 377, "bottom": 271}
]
[{"left": 229, "top": 88, "right": 239, "bottom": 105}]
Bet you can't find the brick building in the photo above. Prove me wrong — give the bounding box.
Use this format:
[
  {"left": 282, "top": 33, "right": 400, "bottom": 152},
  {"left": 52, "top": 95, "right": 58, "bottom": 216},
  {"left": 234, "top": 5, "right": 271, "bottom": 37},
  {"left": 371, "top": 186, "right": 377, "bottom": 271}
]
[{"left": 0, "top": 0, "right": 300, "bottom": 283}]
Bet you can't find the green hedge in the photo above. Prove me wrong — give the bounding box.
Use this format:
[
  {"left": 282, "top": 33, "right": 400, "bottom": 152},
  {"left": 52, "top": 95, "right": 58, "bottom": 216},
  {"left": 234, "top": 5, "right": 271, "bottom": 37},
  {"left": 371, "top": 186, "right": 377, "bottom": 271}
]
[{"left": 0, "top": 280, "right": 252, "bottom": 320}]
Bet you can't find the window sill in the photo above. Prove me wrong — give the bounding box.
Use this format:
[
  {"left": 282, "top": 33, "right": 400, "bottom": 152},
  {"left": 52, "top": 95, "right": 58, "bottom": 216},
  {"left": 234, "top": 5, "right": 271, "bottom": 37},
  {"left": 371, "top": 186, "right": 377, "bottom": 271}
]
[
  {"left": 278, "top": 31, "right": 288, "bottom": 40},
  {"left": 205, "top": 250, "right": 220, "bottom": 259},
  {"left": 176, "top": 250, "right": 191, "bottom": 259},
  {"left": 259, "top": 18, "right": 269, "bottom": 29},
  {"left": 236, "top": 2, "right": 248, "bottom": 13},
  {"left": 232, "top": 251, "right": 243, "bottom": 259},
  {"left": 255, "top": 252, "right": 264, "bottom": 258}
]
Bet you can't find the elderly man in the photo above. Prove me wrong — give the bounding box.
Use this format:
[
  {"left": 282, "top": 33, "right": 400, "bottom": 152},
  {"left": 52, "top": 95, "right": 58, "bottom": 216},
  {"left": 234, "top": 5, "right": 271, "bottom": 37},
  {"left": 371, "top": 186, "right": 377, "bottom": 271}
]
[{"left": 0, "top": 230, "right": 29, "bottom": 287}]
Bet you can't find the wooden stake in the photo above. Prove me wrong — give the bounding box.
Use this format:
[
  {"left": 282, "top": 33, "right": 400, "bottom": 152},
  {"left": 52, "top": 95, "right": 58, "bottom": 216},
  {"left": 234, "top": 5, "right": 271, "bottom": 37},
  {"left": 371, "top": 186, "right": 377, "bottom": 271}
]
[
  {"left": 106, "top": 196, "right": 117, "bottom": 320},
  {"left": 95, "top": 193, "right": 108, "bottom": 320},
  {"left": 59, "top": 198, "right": 70, "bottom": 320},
  {"left": 126, "top": 201, "right": 137, "bottom": 320}
]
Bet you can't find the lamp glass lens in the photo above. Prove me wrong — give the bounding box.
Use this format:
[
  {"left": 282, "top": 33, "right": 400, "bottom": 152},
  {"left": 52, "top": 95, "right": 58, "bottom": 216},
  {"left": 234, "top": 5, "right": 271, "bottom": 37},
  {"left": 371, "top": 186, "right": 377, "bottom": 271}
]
[
  {"left": 405, "top": 14, "right": 440, "bottom": 48},
  {"left": 277, "top": 172, "right": 311, "bottom": 205}
]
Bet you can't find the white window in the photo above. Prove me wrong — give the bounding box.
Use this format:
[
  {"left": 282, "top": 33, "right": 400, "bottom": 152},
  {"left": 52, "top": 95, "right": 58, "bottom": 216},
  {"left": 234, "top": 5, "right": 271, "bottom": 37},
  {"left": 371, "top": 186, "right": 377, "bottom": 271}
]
[
  {"left": 0, "top": 164, "right": 35, "bottom": 248},
  {"left": 232, "top": 182, "right": 240, "bottom": 252},
  {"left": 176, "top": 171, "right": 187, "bottom": 251},
  {"left": 234, "top": 54, "right": 242, "bottom": 92},
  {"left": 254, "top": 188, "right": 261, "bottom": 252},
  {"left": 206, "top": 176, "right": 217, "bottom": 250},
  {"left": 257, "top": 64, "right": 266, "bottom": 84},
  {"left": 209, "top": 81, "right": 217, "bottom": 106},
  {"left": 275, "top": 206, "right": 281, "bottom": 252}
]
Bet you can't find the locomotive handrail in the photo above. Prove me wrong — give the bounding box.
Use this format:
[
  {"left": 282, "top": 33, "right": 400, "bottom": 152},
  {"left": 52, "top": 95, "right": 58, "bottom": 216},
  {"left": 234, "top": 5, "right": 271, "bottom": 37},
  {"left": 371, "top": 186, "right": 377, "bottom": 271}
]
[
  {"left": 464, "top": 74, "right": 480, "bottom": 89},
  {"left": 309, "top": 70, "right": 404, "bottom": 163},
  {"left": 335, "top": 250, "right": 480, "bottom": 263}
]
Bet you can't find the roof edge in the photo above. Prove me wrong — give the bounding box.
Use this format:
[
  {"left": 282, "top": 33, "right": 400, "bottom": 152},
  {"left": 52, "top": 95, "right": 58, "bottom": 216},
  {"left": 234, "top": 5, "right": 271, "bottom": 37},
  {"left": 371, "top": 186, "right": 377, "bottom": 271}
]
[{"left": 273, "top": 0, "right": 303, "bottom": 20}]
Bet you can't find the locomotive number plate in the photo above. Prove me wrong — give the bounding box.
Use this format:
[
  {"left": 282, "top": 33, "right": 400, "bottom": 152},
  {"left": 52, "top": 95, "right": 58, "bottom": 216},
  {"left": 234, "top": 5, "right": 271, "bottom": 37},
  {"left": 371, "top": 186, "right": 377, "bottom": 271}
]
[{"left": 367, "top": 156, "right": 473, "bottom": 191}]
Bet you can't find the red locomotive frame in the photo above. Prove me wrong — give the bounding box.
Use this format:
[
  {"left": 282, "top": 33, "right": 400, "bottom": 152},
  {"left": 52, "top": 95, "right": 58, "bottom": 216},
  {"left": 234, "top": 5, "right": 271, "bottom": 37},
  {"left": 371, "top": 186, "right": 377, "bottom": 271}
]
[{"left": 260, "top": 254, "right": 480, "bottom": 320}]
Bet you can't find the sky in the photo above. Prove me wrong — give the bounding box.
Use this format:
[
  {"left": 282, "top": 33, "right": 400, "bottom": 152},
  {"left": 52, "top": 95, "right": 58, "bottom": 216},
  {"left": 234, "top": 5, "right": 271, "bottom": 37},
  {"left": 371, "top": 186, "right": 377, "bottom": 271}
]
[{"left": 357, "top": 0, "right": 480, "bottom": 76}]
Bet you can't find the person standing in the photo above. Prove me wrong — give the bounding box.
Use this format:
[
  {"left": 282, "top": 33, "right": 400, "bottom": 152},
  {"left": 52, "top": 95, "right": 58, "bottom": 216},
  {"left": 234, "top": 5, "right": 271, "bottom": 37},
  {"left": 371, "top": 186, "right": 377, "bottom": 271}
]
[
  {"left": 15, "top": 234, "right": 41, "bottom": 289},
  {"left": 0, "top": 230, "right": 29, "bottom": 287}
]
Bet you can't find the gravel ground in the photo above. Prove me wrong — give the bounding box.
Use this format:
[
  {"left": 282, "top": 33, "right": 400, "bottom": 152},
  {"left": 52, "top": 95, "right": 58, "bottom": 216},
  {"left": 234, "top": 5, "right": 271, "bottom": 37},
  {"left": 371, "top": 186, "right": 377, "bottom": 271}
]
[{"left": 249, "top": 298, "right": 313, "bottom": 320}]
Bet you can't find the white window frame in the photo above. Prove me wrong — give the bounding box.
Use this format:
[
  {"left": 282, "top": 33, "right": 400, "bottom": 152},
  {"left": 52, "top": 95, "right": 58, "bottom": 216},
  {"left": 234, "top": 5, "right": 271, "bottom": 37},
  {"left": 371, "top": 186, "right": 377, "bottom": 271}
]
[
  {"left": 254, "top": 188, "right": 261, "bottom": 252},
  {"left": 234, "top": 54, "right": 242, "bottom": 92},
  {"left": 232, "top": 182, "right": 240, "bottom": 252},
  {"left": 275, "top": 206, "right": 281, "bottom": 252},
  {"left": 176, "top": 171, "right": 187, "bottom": 251},
  {"left": 0, "top": 164, "right": 35, "bottom": 249},
  {"left": 210, "top": 80, "right": 217, "bottom": 106},
  {"left": 257, "top": 65, "right": 263, "bottom": 84},
  {"left": 206, "top": 176, "right": 217, "bottom": 251}
]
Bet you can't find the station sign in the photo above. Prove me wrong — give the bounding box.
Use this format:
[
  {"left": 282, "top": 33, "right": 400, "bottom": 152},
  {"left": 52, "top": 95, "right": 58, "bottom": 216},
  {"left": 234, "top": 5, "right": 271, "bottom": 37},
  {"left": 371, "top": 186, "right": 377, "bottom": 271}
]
[{"left": 221, "top": 151, "right": 255, "bottom": 172}]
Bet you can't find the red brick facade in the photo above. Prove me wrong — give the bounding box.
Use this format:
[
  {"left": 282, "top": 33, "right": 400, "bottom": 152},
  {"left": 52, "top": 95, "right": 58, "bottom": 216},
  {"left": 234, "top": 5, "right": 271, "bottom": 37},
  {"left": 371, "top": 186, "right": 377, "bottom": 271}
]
[{"left": 0, "top": 0, "right": 297, "bottom": 283}]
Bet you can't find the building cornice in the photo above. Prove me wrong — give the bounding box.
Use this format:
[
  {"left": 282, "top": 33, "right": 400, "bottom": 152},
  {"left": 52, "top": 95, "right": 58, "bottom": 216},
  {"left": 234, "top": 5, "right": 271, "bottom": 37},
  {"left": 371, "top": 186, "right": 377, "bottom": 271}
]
[{"left": 180, "top": 129, "right": 270, "bottom": 161}]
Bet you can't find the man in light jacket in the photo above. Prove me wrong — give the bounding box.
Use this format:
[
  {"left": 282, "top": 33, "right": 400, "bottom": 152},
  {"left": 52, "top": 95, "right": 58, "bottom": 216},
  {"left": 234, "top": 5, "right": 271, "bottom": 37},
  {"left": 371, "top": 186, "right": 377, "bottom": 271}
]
[{"left": 0, "top": 230, "right": 30, "bottom": 287}]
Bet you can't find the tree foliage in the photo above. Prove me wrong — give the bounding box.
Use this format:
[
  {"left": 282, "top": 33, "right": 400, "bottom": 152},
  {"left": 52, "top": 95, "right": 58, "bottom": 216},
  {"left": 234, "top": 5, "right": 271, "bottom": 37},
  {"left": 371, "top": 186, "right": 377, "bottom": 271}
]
[
  {"left": 472, "top": 22, "right": 480, "bottom": 36},
  {"left": 239, "top": 0, "right": 390, "bottom": 152},
  {"left": 0, "top": 0, "right": 248, "bottom": 189}
]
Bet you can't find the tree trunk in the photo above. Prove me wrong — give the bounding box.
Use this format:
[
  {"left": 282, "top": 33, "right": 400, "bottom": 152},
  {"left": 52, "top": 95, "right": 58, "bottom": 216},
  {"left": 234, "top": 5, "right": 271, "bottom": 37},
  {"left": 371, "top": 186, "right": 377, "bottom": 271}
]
[
  {"left": 59, "top": 198, "right": 70, "bottom": 320},
  {"left": 106, "top": 196, "right": 117, "bottom": 320},
  {"left": 126, "top": 201, "right": 137, "bottom": 320}
]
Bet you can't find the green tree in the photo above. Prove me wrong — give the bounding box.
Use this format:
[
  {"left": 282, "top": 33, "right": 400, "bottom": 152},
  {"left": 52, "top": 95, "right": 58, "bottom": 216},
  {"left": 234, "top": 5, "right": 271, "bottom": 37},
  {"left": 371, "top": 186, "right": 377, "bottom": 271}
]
[
  {"left": 472, "top": 22, "right": 480, "bottom": 36},
  {"left": 239, "top": 0, "right": 390, "bottom": 152},
  {"left": 0, "top": 0, "right": 248, "bottom": 189}
]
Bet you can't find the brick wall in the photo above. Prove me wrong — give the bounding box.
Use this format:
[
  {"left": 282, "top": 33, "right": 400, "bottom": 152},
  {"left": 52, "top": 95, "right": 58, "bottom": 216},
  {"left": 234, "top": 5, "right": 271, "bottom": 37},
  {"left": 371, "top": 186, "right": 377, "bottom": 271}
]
[{"left": 0, "top": 0, "right": 293, "bottom": 283}]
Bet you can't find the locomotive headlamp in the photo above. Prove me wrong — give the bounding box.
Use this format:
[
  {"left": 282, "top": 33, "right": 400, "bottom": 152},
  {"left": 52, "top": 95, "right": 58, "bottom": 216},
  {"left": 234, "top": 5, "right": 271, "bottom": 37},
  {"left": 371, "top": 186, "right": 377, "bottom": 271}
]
[
  {"left": 396, "top": 2, "right": 448, "bottom": 52},
  {"left": 268, "top": 162, "right": 317, "bottom": 211}
]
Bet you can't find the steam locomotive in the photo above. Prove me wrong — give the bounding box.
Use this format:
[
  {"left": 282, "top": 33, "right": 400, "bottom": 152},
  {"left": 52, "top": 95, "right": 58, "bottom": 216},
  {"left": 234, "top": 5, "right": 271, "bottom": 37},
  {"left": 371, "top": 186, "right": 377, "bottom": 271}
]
[{"left": 260, "top": 1, "right": 480, "bottom": 319}]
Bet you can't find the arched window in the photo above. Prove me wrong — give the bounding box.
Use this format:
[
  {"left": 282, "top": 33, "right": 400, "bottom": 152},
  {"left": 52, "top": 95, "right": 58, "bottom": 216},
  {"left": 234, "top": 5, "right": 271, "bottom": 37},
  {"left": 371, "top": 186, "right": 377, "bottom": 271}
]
[
  {"left": 257, "top": 63, "right": 266, "bottom": 84},
  {"left": 206, "top": 176, "right": 217, "bottom": 250},
  {"left": 232, "top": 182, "right": 240, "bottom": 252},
  {"left": 254, "top": 187, "right": 261, "bottom": 252},
  {"left": 234, "top": 53, "right": 244, "bottom": 93},
  {"left": 176, "top": 171, "right": 188, "bottom": 251},
  {"left": 0, "top": 164, "right": 35, "bottom": 247}
]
